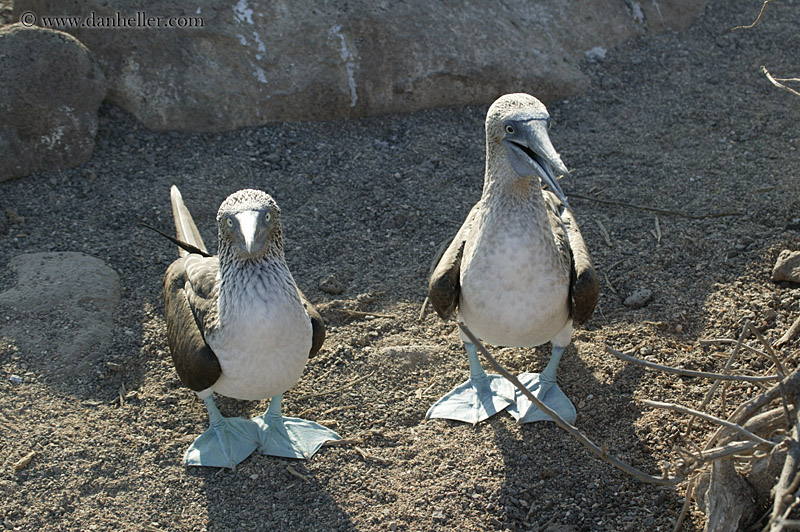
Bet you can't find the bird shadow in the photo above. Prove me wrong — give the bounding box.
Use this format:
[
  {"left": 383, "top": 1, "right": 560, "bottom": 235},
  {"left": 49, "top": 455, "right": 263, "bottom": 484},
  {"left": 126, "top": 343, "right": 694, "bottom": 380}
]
[
  {"left": 187, "top": 451, "right": 358, "bottom": 532},
  {"left": 487, "top": 343, "right": 676, "bottom": 531}
]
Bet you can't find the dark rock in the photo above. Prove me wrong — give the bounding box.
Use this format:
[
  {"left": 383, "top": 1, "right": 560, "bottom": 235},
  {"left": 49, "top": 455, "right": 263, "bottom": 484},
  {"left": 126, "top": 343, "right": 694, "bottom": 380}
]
[{"left": 0, "top": 24, "right": 107, "bottom": 181}]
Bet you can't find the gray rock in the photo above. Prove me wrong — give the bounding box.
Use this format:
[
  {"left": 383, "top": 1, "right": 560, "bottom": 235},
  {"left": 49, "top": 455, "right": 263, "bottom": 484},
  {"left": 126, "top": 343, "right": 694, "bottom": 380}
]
[
  {"left": 14, "top": 0, "right": 704, "bottom": 131},
  {"left": 320, "top": 274, "right": 345, "bottom": 295},
  {"left": 0, "top": 252, "right": 121, "bottom": 387},
  {"left": 624, "top": 288, "right": 653, "bottom": 309},
  {"left": 0, "top": 24, "right": 107, "bottom": 181},
  {"left": 378, "top": 345, "right": 436, "bottom": 369},
  {"left": 772, "top": 250, "right": 800, "bottom": 283}
]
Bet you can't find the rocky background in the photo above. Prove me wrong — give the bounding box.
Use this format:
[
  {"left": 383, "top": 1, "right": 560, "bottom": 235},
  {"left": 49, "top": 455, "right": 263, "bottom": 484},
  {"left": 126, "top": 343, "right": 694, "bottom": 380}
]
[{"left": 1, "top": 1, "right": 799, "bottom": 531}]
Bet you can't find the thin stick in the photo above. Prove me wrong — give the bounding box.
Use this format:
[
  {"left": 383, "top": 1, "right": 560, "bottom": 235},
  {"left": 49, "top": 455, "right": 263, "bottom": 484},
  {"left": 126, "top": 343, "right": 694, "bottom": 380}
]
[
  {"left": 732, "top": 0, "right": 772, "bottom": 31},
  {"left": 570, "top": 192, "right": 743, "bottom": 219},
  {"left": 748, "top": 322, "right": 795, "bottom": 432},
  {"left": 642, "top": 400, "right": 774, "bottom": 446},
  {"left": 603, "top": 272, "right": 619, "bottom": 295},
  {"left": 286, "top": 464, "right": 311, "bottom": 482},
  {"left": 294, "top": 372, "right": 375, "bottom": 402},
  {"left": 775, "top": 315, "right": 800, "bottom": 349},
  {"left": 673, "top": 476, "right": 696, "bottom": 532},
  {"left": 461, "top": 323, "right": 684, "bottom": 486},
  {"left": 707, "top": 367, "right": 800, "bottom": 449},
  {"left": 354, "top": 446, "right": 391, "bottom": 465},
  {"left": 690, "top": 323, "right": 750, "bottom": 434},
  {"left": 323, "top": 438, "right": 364, "bottom": 447},
  {"left": 606, "top": 346, "right": 779, "bottom": 383},
  {"left": 767, "top": 417, "right": 800, "bottom": 532},
  {"left": 701, "top": 440, "right": 764, "bottom": 461},
  {"left": 655, "top": 215, "right": 662, "bottom": 246},
  {"left": 419, "top": 297, "right": 429, "bottom": 321},
  {"left": 762, "top": 66, "right": 800, "bottom": 99},
  {"left": 596, "top": 220, "right": 613, "bottom": 247}
]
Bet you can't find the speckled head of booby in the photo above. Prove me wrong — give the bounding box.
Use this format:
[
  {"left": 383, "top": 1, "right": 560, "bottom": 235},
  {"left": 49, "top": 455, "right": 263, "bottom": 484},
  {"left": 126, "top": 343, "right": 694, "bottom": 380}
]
[
  {"left": 216, "top": 189, "right": 282, "bottom": 260},
  {"left": 488, "top": 93, "right": 570, "bottom": 207}
]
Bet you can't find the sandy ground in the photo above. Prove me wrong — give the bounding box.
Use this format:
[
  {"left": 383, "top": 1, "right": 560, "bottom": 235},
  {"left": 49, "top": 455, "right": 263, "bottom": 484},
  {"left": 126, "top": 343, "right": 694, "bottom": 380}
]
[{"left": 1, "top": 1, "right": 800, "bottom": 531}]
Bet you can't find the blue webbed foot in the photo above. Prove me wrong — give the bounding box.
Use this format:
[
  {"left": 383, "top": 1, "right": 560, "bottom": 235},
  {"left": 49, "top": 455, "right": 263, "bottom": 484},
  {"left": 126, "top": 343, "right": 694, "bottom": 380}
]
[
  {"left": 426, "top": 342, "right": 516, "bottom": 424},
  {"left": 507, "top": 346, "right": 577, "bottom": 424},
  {"left": 253, "top": 395, "right": 340, "bottom": 460},
  {"left": 183, "top": 395, "right": 260, "bottom": 469},
  {"left": 506, "top": 371, "right": 577, "bottom": 424}
]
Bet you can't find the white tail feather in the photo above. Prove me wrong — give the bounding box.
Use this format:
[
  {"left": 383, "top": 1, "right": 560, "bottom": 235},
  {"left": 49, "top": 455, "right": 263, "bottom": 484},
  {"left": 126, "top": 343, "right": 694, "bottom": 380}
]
[{"left": 170, "top": 185, "right": 208, "bottom": 257}]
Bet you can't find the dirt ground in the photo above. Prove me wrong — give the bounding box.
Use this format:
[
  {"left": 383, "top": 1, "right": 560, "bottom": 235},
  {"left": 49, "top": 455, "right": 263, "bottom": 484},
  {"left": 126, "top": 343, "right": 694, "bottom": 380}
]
[{"left": 1, "top": 1, "right": 800, "bottom": 531}]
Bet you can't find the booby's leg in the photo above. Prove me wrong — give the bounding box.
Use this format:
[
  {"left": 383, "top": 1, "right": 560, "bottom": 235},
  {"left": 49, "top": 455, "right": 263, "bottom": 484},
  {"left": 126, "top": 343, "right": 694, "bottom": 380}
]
[
  {"left": 252, "top": 394, "right": 340, "bottom": 460},
  {"left": 183, "top": 394, "right": 260, "bottom": 469},
  {"left": 507, "top": 345, "right": 577, "bottom": 424},
  {"left": 426, "top": 342, "right": 517, "bottom": 424}
]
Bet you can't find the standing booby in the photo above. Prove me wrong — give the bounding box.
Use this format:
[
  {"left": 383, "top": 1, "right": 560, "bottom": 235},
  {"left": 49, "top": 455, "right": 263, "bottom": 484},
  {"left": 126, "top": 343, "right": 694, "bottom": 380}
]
[
  {"left": 426, "top": 93, "right": 599, "bottom": 425},
  {"left": 162, "top": 186, "right": 339, "bottom": 468}
]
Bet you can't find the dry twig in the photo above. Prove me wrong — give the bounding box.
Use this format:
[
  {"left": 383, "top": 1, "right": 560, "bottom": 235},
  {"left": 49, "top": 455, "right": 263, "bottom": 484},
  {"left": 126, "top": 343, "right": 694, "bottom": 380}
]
[
  {"left": 606, "top": 346, "right": 779, "bottom": 383},
  {"left": 761, "top": 66, "right": 800, "bottom": 99},
  {"left": 460, "top": 323, "right": 684, "bottom": 485},
  {"left": 642, "top": 400, "right": 774, "bottom": 446},
  {"left": 570, "top": 192, "right": 743, "bottom": 219},
  {"left": 732, "top": 0, "right": 772, "bottom": 31}
]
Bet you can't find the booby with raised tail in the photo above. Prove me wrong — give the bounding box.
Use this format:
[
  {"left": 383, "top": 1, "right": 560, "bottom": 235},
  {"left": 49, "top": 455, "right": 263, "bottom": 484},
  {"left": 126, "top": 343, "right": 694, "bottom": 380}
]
[
  {"left": 161, "top": 186, "right": 338, "bottom": 468},
  {"left": 426, "top": 93, "right": 599, "bottom": 425}
]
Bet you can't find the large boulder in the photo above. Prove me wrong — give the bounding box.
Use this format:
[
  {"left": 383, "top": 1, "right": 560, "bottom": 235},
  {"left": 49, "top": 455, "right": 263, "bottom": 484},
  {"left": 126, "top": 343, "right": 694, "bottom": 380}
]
[
  {"left": 0, "top": 252, "right": 121, "bottom": 392},
  {"left": 0, "top": 24, "right": 107, "bottom": 181},
  {"left": 13, "top": 0, "right": 705, "bottom": 132}
]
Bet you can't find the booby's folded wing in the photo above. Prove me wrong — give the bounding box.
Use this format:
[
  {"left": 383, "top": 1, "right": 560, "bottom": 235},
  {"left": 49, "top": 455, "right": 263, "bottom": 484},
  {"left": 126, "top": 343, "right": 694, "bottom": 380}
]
[
  {"left": 163, "top": 255, "right": 222, "bottom": 392},
  {"left": 297, "top": 288, "right": 326, "bottom": 358},
  {"left": 428, "top": 201, "right": 482, "bottom": 320},
  {"left": 543, "top": 190, "right": 599, "bottom": 326}
]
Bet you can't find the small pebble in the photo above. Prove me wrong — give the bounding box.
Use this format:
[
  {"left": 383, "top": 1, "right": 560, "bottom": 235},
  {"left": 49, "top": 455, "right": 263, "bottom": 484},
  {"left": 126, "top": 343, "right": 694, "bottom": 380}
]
[
  {"left": 624, "top": 289, "right": 652, "bottom": 309},
  {"left": 320, "top": 274, "right": 345, "bottom": 295},
  {"left": 675, "top": 324, "right": 683, "bottom": 333},
  {"left": 9, "top": 374, "right": 22, "bottom": 385}
]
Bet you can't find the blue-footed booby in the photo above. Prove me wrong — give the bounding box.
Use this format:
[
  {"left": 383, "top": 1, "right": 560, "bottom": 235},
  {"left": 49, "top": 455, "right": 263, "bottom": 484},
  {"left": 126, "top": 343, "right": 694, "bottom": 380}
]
[
  {"left": 426, "top": 93, "right": 599, "bottom": 425},
  {"left": 161, "top": 186, "right": 339, "bottom": 468}
]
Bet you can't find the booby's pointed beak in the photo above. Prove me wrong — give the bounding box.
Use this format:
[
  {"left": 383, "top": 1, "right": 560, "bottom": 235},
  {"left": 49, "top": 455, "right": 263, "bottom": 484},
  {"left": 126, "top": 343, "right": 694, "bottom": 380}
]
[
  {"left": 234, "top": 210, "right": 264, "bottom": 255},
  {"left": 505, "top": 119, "right": 571, "bottom": 208}
]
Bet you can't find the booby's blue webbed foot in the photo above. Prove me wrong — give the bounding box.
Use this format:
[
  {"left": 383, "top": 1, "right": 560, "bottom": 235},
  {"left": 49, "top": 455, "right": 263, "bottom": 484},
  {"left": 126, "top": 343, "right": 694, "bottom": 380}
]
[
  {"left": 426, "top": 342, "right": 516, "bottom": 424},
  {"left": 252, "top": 395, "right": 340, "bottom": 460},
  {"left": 183, "top": 395, "right": 260, "bottom": 469},
  {"left": 507, "top": 346, "right": 577, "bottom": 424}
]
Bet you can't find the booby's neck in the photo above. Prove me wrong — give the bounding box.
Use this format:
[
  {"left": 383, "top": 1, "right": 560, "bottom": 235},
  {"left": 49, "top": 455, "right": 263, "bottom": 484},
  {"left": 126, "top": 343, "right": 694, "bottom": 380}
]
[
  {"left": 482, "top": 139, "right": 548, "bottom": 212},
  {"left": 217, "top": 243, "right": 300, "bottom": 317}
]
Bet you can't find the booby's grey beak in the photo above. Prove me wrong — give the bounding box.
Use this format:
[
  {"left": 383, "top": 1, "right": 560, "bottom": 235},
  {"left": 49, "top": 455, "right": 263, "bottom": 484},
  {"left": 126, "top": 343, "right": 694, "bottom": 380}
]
[
  {"left": 504, "top": 119, "right": 570, "bottom": 208},
  {"left": 234, "top": 210, "right": 267, "bottom": 255}
]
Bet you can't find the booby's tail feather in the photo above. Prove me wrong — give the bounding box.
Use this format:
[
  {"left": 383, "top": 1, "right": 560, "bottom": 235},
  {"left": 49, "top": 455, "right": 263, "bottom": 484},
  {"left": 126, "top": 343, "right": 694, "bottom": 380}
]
[{"left": 170, "top": 185, "right": 208, "bottom": 257}]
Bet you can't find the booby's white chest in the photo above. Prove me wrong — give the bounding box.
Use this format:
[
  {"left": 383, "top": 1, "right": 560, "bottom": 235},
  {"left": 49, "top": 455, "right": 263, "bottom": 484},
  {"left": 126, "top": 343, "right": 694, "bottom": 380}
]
[
  {"left": 208, "top": 273, "right": 311, "bottom": 401},
  {"left": 458, "top": 200, "right": 571, "bottom": 348}
]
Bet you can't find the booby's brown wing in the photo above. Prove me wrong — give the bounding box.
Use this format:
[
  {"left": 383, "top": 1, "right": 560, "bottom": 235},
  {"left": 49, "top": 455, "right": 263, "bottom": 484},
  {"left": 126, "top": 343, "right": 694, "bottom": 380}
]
[
  {"left": 297, "top": 288, "right": 325, "bottom": 358},
  {"left": 543, "top": 190, "right": 599, "bottom": 326},
  {"left": 163, "top": 255, "right": 222, "bottom": 392},
  {"left": 428, "top": 202, "right": 481, "bottom": 320}
]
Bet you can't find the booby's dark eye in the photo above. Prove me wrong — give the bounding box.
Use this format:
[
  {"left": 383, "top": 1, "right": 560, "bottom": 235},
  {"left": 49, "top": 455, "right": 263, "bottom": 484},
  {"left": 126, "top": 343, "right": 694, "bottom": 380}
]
[
  {"left": 505, "top": 125, "right": 515, "bottom": 134},
  {"left": 264, "top": 211, "right": 271, "bottom": 223},
  {"left": 226, "top": 218, "right": 233, "bottom": 227}
]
